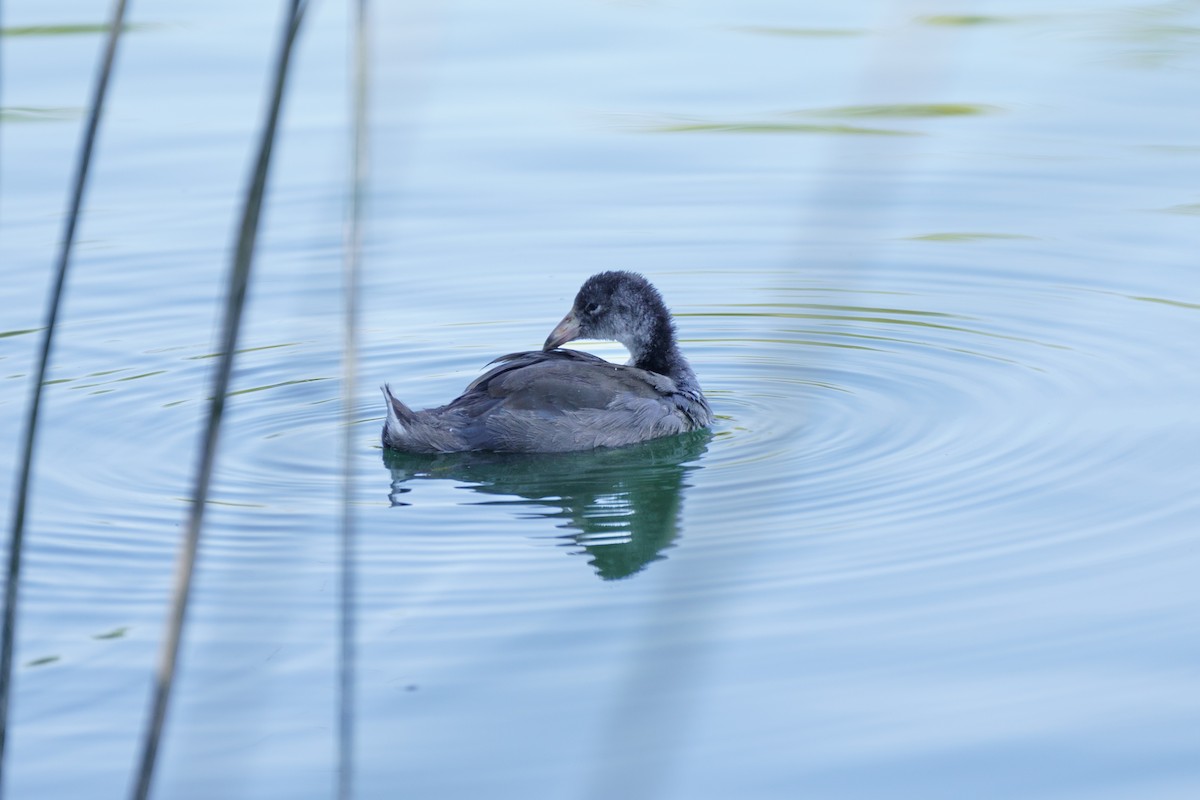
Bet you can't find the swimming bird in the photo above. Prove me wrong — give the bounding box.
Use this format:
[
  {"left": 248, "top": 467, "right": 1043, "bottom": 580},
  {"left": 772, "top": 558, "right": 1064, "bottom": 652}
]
[{"left": 381, "top": 270, "right": 712, "bottom": 453}]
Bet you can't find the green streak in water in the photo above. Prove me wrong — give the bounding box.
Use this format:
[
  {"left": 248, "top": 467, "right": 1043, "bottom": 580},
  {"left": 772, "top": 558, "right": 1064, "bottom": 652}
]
[
  {"left": 687, "top": 310, "right": 1067, "bottom": 350},
  {"left": 74, "top": 370, "right": 166, "bottom": 390},
  {"left": 1142, "top": 145, "right": 1200, "bottom": 154},
  {"left": 906, "top": 232, "right": 1037, "bottom": 242},
  {"left": 0, "top": 107, "right": 81, "bottom": 124},
  {"left": 188, "top": 342, "right": 300, "bottom": 360},
  {"left": 164, "top": 375, "right": 327, "bottom": 405},
  {"left": 173, "top": 498, "right": 268, "bottom": 509},
  {"left": 919, "top": 15, "right": 1017, "bottom": 26},
  {"left": 763, "top": 286, "right": 914, "bottom": 297},
  {"left": 795, "top": 103, "right": 1000, "bottom": 118},
  {"left": 93, "top": 626, "right": 129, "bottom": 640},
  {"left": 1, "top": 328, "right": 41, "bottom": 338},
  {"left": 25, "top": 656, "right": 59, "bottom": 668},
  {"left": 649, "top": 120, "right": 917, "bottom": 136},
  {"left": 689, "top": 302, "right": 968, "bottom": 319},
  {"left": 116, "top": 370, "right": 167, "bottom": 382},
  {"left": 227, "top": 377, "right": 330, "bottom": 396},
  {"left": 1, "top": 22, "right": 151, "bottom": 37},
  {"left": 1129, "top": 295, "right": 1200, "bottom": 311},
  {"left": 1162, "top": 203, "right": 1200, "bottom": 215},
  {"left": 731, "top": 26, "right": 864, "bottom": 38},
  {"left": 1123, "top": 24, "right": 1200, "bottom": 41},
  {"left": 702, "top": 335, "right": 881, "bottom": 353}
]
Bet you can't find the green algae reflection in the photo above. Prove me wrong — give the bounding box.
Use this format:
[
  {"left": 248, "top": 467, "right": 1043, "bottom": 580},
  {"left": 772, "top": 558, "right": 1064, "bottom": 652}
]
[
  {"left": 25, "top": 656, "right": 60, "bottom": 668},
  {"left": 641, "top": 102, "right": 996, "bottom": 136},
  {"left": 646, "top": 118, "right": 916, "bottom": 136},
  {"left": 0, "top": 22, "right": 152, "bottom": 37},
  {"left": 0, "top": 107, "right": 82, "bottom": 124},
  {"left": 918, "top": 15, "right": 1019, "bottom": 26},
  {"left": 92, "top": 626, "right": 130, "bottom": 640},
  {"left": 795, "top": 103, "right": 999, "bottom": 119},
  {"left": 906, "top": 232, "right": 1037, "bottom": 242},
  {"left": 731, "top": 26, "right": 864, "bottom": 38}
]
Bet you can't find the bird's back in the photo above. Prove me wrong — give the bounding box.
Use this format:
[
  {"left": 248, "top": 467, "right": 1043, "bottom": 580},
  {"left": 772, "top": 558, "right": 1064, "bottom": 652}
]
[{"left": 384, "top": 349, "right": 710, "bottom": 453}]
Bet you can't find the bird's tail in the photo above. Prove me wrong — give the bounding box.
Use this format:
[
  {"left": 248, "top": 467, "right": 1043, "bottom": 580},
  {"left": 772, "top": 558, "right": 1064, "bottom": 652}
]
[{"left": 381, "top": 384, "right": 417, "bottom": 447}]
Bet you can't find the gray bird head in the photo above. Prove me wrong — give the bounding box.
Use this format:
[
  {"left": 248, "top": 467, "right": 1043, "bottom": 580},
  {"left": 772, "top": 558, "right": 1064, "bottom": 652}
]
[{"left": 543, "top": 271, "right": 675, "bottom": 366}]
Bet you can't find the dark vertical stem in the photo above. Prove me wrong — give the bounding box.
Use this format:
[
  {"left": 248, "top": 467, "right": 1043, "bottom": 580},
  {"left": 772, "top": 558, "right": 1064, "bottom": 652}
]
[
  {"left": 1, "top": 0, "right": 4, "bottom": 216},
  {"left": 0, "top": 2, "right": 130, "bottom": 795},
  {"left": 128, "top": 3, "right": 308, "bottom": 799},
  {"left": 338, "top": 1, "right": 368, "bottom": 798}
]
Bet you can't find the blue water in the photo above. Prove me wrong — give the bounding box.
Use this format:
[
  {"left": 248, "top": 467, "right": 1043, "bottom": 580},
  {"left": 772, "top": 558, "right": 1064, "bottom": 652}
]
[{"left": 2, "top": 0, "right": 1199, "bottom": 798}]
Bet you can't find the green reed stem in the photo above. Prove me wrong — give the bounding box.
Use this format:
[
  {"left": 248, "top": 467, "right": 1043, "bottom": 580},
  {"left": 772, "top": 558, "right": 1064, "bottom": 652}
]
[
  {"left": 129, "top": 3, "right": 308, "bottom": 799},
  {"left": 0, "top": 1, "right": 130, "bottom": 796}
]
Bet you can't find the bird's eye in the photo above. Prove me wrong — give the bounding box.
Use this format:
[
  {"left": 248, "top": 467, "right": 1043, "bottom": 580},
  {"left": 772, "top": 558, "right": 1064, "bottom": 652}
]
[{"left": 584, "top": 302, "right": 602, "bottom": 315}]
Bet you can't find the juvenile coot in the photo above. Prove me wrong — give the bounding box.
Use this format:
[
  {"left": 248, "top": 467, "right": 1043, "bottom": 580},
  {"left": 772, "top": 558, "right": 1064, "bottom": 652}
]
[{"left": 381, "top": 271, "right": 712, "bottom": 453}]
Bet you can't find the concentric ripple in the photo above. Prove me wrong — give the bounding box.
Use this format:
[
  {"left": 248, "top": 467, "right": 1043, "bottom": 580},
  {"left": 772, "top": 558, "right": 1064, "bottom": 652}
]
[{"left": 668, "top": 261, "right": 1199, "bottom": 595}]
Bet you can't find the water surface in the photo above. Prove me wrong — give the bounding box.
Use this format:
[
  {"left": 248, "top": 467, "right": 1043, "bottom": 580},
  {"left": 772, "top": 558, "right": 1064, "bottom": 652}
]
[{"left": 2, "top": 0, "right": 1199, "bottom": 798}]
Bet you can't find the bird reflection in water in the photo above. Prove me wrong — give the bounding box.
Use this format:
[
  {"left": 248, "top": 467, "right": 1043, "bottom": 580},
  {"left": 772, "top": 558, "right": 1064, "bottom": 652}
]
[{"left": 382, "top": 431, "right": 710, "bottom": 580}]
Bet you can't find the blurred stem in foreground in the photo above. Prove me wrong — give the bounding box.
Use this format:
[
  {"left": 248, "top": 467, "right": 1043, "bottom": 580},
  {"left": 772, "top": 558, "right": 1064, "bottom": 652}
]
[
  {"left": 339, "top": 0, "right": 370, "bottom": 798},
  {"left": 128, "top": 2, "right": 309, "bottom": 799},
  {"left": 0, "top": 1, "right": 131, "bottom": 796}
]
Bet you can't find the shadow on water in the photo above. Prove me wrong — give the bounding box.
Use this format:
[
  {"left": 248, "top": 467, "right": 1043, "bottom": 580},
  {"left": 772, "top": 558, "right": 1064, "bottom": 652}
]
[{"left": 382, "top": 431, "right": 712, "bottom": 581}]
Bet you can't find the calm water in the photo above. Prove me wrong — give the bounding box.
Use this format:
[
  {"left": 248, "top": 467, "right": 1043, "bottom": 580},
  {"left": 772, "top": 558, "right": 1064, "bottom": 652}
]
[{"left": 3, "top": 0, "right": 1199, "bottom": 798}]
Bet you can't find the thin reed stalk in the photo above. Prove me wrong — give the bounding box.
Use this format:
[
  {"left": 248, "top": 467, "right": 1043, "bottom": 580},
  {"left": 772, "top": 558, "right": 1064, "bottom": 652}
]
[
  {"left": 584, "top": 2, "right": 947, "bottom": 797},
  {"left": 338, "top": 0, "right": 369, "bottom": 798},
  {"left": 0, "top": 2, "right": 130, "bottom": 795},
  {"left": 1, "top": 0, "right": 4, "bottom": 208},
  {"left": 129, "top": 2, "right": 309, "bottom": 798}
]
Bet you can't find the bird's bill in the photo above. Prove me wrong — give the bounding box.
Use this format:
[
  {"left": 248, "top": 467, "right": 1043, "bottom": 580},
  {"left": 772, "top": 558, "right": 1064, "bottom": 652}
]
[{"left": 543, "top": 311, "right": 581, "bottom": 351}]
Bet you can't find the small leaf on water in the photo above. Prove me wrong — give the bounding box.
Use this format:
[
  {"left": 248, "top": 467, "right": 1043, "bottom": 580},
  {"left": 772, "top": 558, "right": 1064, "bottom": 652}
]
[
  {"left": 93, "top": 626, "right": 130, "bottom": 640},
  {"left": 919, "top": 15, "right": 1017, "bottom": 26},
  {"left": 26, "top": 656, "right": 60, "bottom": 668}
]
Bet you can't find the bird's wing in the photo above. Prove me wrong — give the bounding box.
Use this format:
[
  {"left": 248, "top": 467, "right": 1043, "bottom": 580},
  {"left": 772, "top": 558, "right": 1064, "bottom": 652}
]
[{"left": 461, "top": 350, "right": 673, "bottom": 413}]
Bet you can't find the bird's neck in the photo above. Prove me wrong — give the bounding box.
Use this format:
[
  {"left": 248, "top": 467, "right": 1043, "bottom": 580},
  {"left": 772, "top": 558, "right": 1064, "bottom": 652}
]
[{"left": 630, "top": 333, "right": 700, "bottom": 392}]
